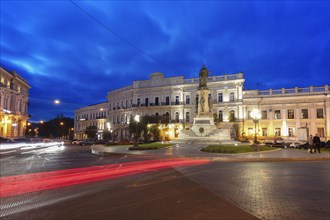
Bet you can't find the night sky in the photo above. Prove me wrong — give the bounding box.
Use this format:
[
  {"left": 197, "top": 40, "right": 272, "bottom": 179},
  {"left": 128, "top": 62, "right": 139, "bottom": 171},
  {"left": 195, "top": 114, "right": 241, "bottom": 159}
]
[{"left": 1, "top": 1, "right": 329, "bottom": 122}]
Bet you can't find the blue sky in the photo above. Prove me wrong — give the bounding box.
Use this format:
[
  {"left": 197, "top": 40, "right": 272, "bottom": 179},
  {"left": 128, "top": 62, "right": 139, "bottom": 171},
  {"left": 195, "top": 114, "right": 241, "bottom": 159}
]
[{"left": 1, "top": 1, "right": 329, "bottom": 122}]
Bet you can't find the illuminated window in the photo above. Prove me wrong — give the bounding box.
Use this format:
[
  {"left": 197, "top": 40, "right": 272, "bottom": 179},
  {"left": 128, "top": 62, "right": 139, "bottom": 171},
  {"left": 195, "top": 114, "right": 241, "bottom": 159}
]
[
  {"left": 186, "top": 112, "right": 190, "bottom": 123},
  {"left": 262, "top": 128, "right": 268, "bottom": 136},
  {"left": 275, "top": 128, "right": 281, "bottom": 136},
  {"left": 317, "top": 128, "right": 324, "bottom": 137},
  {"left": 274, "top": 110, "right": 281, "bottom": 119},
  {"left": 165, "top": 96, "right": 170, "bottom": 105},
  {"left": 175, "top": 112, "right": 179, "bottom": 123},
  {"left": 185, "top": 95, "right": 190, "bottom": 104},
  {"left": 288, "top": 109, "right": 294, "bottom": 119},
  {"left": 229, "top": 110, "right": 235, "bottom": 122},
  {"left": 219, "top": 110, "right": 223, "bottom": 122},
  {"left": 288, "top": 128, "right": 294, "bottom": 137},
  {"left": 316, "top": 109, "right": 323, "bottom": 118},
  {"left": 229, "top": 92, "right": 235, "bottom": 102},
  {"left": 218, "top": 93, "right": 223, "bottom": 102},
  {"left": 301, "top": 109, "right": 308, "bottom": 119},
  {"left": 175, "top": 96, "right": 179, "bottom": 105}
]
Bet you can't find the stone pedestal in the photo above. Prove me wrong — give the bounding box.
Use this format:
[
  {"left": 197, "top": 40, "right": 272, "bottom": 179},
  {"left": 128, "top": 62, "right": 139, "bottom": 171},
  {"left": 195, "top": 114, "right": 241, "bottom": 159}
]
[
  {"left": 192, "top": 117, "right": 216, "bottom": 137},
  {"left": 197, "top": 89, "right": 211, "bottom": 114}
]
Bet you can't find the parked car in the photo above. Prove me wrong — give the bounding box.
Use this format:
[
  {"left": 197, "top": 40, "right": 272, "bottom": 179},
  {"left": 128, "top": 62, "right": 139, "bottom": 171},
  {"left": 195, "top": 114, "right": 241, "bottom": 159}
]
[
  {"left": 297, "top": 142, "right": 309, "bottom": 149},
  {"left": 71, "top": 140, "right": 84, "bottom": 145},
  {"left": 0, "top": 137, "right": 13, "bottom": 143},
  {"left": 289, "top": 141, "right": 306, "bottom": 148},
  {"left": 81, "top": 140, "right": 94, "bottom": 145},
  {"left": 326, "top": 141, "right": 330, "bottom": 148}
]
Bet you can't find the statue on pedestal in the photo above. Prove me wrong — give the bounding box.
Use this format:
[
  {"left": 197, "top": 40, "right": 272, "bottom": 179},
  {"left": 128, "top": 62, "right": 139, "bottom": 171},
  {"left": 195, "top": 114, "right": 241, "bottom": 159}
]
[{"left": 198, "top": 65, "right": 209, "bottom": 90}]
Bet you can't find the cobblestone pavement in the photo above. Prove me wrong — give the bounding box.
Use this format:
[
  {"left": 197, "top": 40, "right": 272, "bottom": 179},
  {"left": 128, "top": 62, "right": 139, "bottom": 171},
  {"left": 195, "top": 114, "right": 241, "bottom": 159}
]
[{"left": 176, "top": 161, "right": 330, "bottom": 220}]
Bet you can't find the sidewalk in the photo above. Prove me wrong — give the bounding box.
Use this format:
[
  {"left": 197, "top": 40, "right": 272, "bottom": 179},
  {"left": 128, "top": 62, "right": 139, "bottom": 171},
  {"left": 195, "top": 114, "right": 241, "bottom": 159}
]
[{"left": 91, "top": 143, "right": 330, "bottom": 162}]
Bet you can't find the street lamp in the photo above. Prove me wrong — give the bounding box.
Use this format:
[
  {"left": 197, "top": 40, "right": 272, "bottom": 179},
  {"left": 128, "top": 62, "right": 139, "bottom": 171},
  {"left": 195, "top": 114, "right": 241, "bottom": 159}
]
[
  {"left": 54, "top": 99, "right": 60, "bottom": 105},
  {"left": 250, "top": 109, "right": 261, "bottom": 144},
  {"left": 134, "top": 115, "right": 140, "bottom": 146}
]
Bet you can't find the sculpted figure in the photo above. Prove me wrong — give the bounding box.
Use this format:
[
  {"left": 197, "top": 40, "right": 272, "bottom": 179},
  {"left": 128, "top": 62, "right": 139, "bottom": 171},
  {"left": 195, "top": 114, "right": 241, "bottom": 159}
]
[
  {"left": 200, "top": 93, "right": 205, "bottom": 112},
  {"left": 199, "top": 65, "right": 209, "bottom": 89}
]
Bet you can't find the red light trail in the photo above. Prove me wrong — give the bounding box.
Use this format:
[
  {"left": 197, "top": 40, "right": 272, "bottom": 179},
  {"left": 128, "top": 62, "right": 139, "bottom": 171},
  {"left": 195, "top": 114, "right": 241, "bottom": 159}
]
[{"left": 0, "top": 158, "right": 209, "bottom": 198}]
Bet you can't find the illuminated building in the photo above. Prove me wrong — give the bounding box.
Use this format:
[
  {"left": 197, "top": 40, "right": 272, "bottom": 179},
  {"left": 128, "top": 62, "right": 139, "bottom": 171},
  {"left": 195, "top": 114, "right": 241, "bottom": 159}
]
[
  {"left": 0, "top": 67, "right": 31, "bottom": 138},
  {"left": 243, "top": 86, "right": 330, "bottom": 141},
  {"left": 74, "top": 102, "right": 108, "bottom": 139},
  {"left": 74, "top": 71, "right": 329, "bottom": 141},
  {"left": 74, "top": 72, "right": 244, "bottom": 140}
]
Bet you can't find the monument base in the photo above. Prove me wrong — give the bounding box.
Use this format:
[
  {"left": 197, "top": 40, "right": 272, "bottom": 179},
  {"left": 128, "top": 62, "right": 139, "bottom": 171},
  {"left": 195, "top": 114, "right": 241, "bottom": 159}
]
[{"left": 178, "top": 116, "right": 237, "bottom": 144}]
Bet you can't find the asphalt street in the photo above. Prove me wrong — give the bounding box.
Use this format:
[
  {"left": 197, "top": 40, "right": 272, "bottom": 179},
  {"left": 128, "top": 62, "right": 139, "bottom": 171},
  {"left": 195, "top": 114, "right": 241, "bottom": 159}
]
[{"left": 0, "top": 144, "right": 329, "bottom": 220}]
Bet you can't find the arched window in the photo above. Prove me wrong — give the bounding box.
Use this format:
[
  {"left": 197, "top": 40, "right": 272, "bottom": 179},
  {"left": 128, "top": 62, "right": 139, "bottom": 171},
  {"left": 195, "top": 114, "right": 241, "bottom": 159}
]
[
  {"left": 219, "top": 110, "right": 223, "bottom": 122},
  {"left": 175, "top": 112, "right": 179, "bottom": 123},
  {"left": 186, "top": 112, "right": 190, "bottom": 123},
  {"left": 229, "top": 110, "right": 235, "bottom": 122}
]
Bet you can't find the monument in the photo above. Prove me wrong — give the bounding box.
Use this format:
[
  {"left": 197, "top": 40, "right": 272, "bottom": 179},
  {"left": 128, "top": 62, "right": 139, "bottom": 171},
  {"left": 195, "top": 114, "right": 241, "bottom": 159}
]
[{"left": 178, "top": 66, "right": 234, "bottom": 143}]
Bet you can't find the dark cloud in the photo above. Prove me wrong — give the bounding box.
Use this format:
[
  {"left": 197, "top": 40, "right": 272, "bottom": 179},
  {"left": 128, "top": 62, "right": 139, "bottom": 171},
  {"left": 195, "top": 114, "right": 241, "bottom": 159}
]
[{"left": 1, "top": 1, "right": 329, "bottom": 121}]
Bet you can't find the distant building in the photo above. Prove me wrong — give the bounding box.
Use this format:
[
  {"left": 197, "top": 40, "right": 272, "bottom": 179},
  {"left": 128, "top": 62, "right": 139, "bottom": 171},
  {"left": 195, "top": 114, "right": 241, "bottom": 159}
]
[
  {"left": 74, "top": 71, "right": 330, "bottom": 141},
  {"left": 74, "top": 102, "right": 108, "bottom": 140},
  {"left": 0, "top": 67, "right": 31, "bottom": 138}
]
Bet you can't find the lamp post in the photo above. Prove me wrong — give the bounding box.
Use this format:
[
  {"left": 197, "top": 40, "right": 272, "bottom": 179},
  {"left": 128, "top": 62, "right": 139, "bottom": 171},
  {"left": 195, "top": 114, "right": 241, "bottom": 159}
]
[
  {"left": 134, "top": 115, "right": 140, "bottom": 146},
  {"left": 60, "top": 122, "right": 64, "bottom": 139},
  {"left": 251, "top": 109, "right": 261, "bottom": 144}
]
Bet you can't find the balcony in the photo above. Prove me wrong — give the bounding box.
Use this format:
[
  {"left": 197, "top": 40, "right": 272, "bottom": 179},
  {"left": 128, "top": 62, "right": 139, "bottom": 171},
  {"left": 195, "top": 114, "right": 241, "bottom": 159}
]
[
  {"left": 96, "top": 116, "right": 106, "bottom": 119},
  {"left": 171, "top": 101, "right": 183, "bottom": 105}
]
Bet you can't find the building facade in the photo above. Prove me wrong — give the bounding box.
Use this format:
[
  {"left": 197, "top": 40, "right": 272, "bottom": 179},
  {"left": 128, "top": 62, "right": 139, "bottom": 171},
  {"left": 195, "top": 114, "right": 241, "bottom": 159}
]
[
  {"left": 243, "top": 86, "right": 330, "bottom": 141},
  {"left": 74, "top": 71, "right": 329, "bottom": 142},
  {"left": 0, "top": 67, "right": 31, "bottom": 138},
  {"left": 74, "top": 102, "right": 108, "bottom": 140}
]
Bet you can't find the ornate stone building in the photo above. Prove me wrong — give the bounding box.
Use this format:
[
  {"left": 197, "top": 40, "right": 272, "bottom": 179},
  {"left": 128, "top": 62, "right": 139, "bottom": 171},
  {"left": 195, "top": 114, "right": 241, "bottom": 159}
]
[
  {"left": 74, "top": 71, "right": 244, "bottom": 140},
  {"left": 243, "top": 86, "right": 329, "bottom": 141},
  {"left": 74, "top": 70, "right": 329, "bottom": 142},
  {"left": 0, "top": 67, "right": 30, "bottom": 138}
]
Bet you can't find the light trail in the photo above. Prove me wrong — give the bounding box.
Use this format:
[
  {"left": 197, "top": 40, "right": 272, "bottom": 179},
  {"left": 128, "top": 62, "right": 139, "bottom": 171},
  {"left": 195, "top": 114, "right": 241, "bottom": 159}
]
[{"left": 0, "top": 158, "right": 209, "bottom": 198}]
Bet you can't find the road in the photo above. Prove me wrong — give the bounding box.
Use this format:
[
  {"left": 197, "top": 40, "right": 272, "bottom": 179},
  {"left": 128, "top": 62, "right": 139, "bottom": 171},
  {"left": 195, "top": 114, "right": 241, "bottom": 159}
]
[{"left": 0, "top": 144, "right": 329, "bottom": 220}]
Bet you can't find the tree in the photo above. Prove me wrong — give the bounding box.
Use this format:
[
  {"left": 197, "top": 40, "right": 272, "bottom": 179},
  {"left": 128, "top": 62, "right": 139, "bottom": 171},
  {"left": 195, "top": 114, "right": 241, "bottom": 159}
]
[
  {"left": 103, "top": 131, "right": 112, "bottom": 142},
  {"left": 85, "top": 125, "right": 97, "bottom": 139},
  {"left": 128, "top": 115, "right": 163, "bottom": 142},
  {"left": 228, "top": 111, "right": 236, "bottom": 122},
  {"left": 36, "top": 116, "right": 74, "bottom": 138},
  {"left": 213, "top": 112, "right": 219, "bottom": 124},
  {"left": 148, "top": 124, "right": 160, "bottom": 141}
]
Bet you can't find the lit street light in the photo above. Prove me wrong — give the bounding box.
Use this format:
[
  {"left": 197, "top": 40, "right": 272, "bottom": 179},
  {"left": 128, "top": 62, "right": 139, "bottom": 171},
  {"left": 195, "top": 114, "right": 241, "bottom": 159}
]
[
  {"left": 54, "top": 99, "right": 60, "bottom": 104},
  {"left": 250, "top": 109, "right": 261, "bottom": 144},
  {"left": 134, "top": 115, "right": 140, "bottom": 146}
]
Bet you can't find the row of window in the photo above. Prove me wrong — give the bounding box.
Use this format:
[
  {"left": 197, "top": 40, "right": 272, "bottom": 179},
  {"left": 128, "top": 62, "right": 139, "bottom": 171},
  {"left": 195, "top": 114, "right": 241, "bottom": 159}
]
[
  {"left": 248, "top": 127, "right": 325, "bottom": 138},
  {"left": 110, "top": 93, "right": 237, "bottom": 110},
  {"left": 0, "top": 94, "right": 28, "bottom": 114},
  {"left": 248, "top": 109, "right": 324, "bottom": 120}
]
